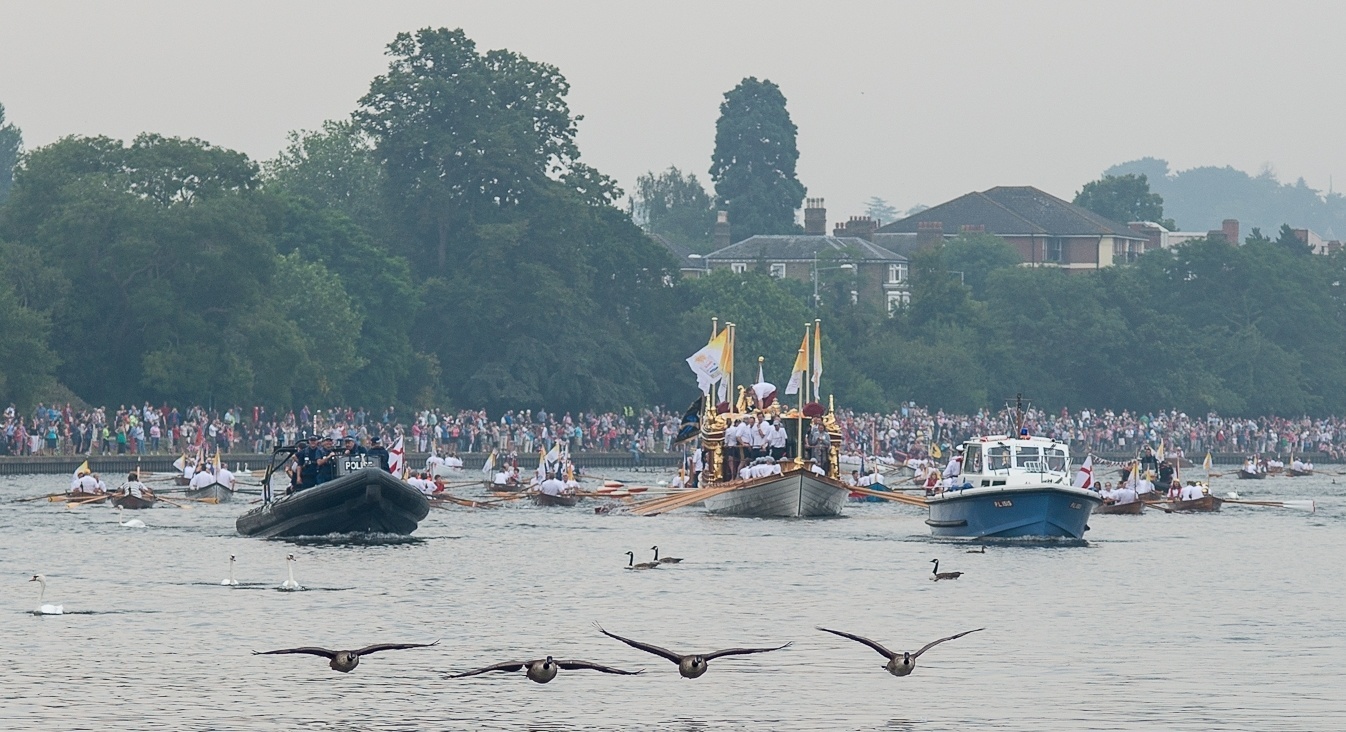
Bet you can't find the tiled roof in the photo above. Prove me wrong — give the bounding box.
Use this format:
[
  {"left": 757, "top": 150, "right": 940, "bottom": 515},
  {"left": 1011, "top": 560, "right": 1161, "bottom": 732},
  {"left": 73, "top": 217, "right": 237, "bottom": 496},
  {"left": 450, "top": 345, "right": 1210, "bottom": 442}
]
[
  {"left": 706, "top": 235, "right": 907, "bottom": 262},
  {"left": 875, "top": 186, "right": 1146, "bottom": 240}
]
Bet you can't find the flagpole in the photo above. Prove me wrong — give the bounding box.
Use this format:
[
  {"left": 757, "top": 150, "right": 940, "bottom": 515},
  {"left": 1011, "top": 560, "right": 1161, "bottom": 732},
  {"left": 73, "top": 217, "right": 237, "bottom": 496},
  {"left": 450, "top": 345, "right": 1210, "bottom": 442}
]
[
  {"left": 795, "top": 341, "right": 806, "bottom": 468},
  {"left": 727, "top": 322, "right": 735, "bottom": 410},
  {"left": 803, "top": 322, "right": 811, "bottom": 406}
]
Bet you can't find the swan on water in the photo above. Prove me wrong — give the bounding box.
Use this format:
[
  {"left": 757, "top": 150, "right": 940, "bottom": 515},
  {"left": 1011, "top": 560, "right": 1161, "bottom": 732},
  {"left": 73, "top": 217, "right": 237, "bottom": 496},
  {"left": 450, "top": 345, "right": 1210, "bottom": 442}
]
[
  {"left": 625, "top": 551, "right": 660, "bottom": 570},
  {"left": 280, "top": 554, "right": 302, "bottom": 591},
  {"left": 116, "top": 506, "right": 146, "bottom": 528},
  {"left": 254, "top": 641, "right": 439, "bottom": 673},
  {"left": 595, "top": 625, "right": 790, "bottom": 679},
  {"left": 650, "top": 546, "right": 683, "bottom": 564},
  {"left": 816, "top": 626, "right": 984, "bottom": 677},
  {"left": 448, "top": 655, "right": 642, "bottom": 684},
  {"left": 221, "top": 555, "right": 239, "bottom": 586},
  {"left": 930, "top": 559, "right": 963, "bottom": 581},
  {"left": 29, "top": 574, "right": 64, "bottom": 615}
]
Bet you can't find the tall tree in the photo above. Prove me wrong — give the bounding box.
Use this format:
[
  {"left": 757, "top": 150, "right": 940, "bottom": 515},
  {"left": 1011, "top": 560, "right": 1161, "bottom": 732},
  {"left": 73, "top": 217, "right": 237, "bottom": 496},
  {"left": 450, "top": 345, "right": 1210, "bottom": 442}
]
[
  {"left": 0, "top": 249, "right": 58, "bottom": 408},
  {"left": 1273, "top": 223, "right": 1313, "bottom": 255},
  {"left": 356, "top": 27, "right": 581, "bottom": 274},
  {"left": 709, "top": 77, "right": 806, "bottom": 240},
  {"left": 0, "top": 102, "right": 20, "bottom": 204},
  {"left": 629, "top": 166, "right": 715, "bottom": 251},
  {"left": 863, "top": 196, "right": 899, "bottom": 225},
  {"left": 265, "top": 119, "right": 387, "bottom": 236},
  {"left": 1074, "top": 173, "right": 1173, "bottom": 228}
]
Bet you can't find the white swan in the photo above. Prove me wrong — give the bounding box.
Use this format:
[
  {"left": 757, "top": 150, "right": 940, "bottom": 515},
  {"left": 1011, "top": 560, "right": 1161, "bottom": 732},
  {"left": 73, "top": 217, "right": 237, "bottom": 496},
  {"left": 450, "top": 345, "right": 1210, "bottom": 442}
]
[
  {"left": 280, "top": 554, "right": 302, "bottom": 591},
  {"left": 117, "top": 506, "right": 146, "bottom": 528},
  {"left": 29, "top": 574, "right": 64, "bottom": 615},
  {"left": 221, "top": 554, "right": 239, "bottom": 586}
]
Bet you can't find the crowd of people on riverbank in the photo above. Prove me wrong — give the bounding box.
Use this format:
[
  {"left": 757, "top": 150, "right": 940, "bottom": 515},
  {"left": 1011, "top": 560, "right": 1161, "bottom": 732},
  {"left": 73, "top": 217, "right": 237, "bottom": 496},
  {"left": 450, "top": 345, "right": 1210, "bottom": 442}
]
[{"left": 7, "top": 400, "right": 1346, "bottom": 461}]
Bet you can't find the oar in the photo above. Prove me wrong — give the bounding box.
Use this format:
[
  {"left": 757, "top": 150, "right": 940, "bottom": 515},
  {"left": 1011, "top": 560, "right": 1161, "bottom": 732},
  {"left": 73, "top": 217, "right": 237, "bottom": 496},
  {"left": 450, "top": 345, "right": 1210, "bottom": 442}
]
[
  {"left": 155, "top": 496, "right": 190, "bottom": 510},
  {"left": 845, "top": 485, "right": 929, "bottom": 506},
  {"left": 430, "top": 494, "right": 499, "bottom": 509},
  {"left": 19, "top": 492, "right": 66, "bottom": 503},
  {"left": 65, "top": 494, "right": 109, "bottom": 508},
  {"left": 175, "top": 496, "right": 221, "bottom": 505},
  {"left": 1224, "top": 498, "right": 1316, "bottom": 512}
]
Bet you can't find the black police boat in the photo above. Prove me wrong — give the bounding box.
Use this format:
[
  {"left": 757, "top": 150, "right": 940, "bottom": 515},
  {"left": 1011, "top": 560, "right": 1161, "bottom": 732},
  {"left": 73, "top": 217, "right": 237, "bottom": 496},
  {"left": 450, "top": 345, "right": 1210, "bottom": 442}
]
[{"left": 236, "top": 445, "right": 430, "bottom": 538}]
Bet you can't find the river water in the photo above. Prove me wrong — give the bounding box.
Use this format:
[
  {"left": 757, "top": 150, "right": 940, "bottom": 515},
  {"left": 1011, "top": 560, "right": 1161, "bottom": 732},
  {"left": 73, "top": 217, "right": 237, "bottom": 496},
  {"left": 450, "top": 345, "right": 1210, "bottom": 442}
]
[{"left": 2, "top": 469, "right": 1343, "bottom": 731}]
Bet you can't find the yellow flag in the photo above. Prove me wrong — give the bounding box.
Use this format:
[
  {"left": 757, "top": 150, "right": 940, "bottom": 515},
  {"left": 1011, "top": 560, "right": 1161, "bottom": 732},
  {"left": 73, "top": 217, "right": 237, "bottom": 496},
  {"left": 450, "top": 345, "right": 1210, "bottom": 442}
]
[
  {"left": 1202, "top": 452, "right": 1212, "bottom": 471},
  {"left": 720, "top": 325, "right": 734, "bottom": 379},
  {"left": 931, "top": 443, "right": 942, "bottom": 459},
  {"left": 73, "top": 459, "right": 90, "bottom": 477},
  {"left": 1155, "top": 443, "right": 1164, "bottom": 462},
  {"left": 811, "top": 321, "right": 823, "bottom": 394}
]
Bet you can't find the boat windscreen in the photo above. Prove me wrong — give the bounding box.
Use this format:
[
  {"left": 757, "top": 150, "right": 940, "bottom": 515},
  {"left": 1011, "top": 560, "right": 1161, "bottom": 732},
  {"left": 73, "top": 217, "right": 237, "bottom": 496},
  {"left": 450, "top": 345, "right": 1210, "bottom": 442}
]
[
  {"left": 987, "top": 445, "right": 1011, "bottom": 471},
  {"left": 1046, "top": 447, "right": 1068, "bottom": 472},
  {"left": 1015, "top": 446, "right": 1043, "bottom": 470}
]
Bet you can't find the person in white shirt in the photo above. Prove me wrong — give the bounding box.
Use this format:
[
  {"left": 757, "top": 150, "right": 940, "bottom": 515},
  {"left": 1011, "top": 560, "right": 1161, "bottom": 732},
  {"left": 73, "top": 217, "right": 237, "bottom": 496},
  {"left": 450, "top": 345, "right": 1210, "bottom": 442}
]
[
  {"left": 425, "top": 453, "right": 446, "bottom": 474},
  {"left": 74, "top": 472, "right": 101, "bottom": 495},
  {"left": 845, "top": 470, "right": 860, "bottom": 487},
  {"left": 670, "top": 470, "right": 690, "bottom": 490},
  {"left": 1291, "top": 458, "right": 1306, "bottom": 471},
  {"left": 122, "top": 473, "right": 154, "bottom": 500},
  {"left": 1112, "top": 484, "right": 1138, "bottom": 505},
  {"left": 1179, "top": 482, "right": 1206, "bottom": 501},
  {"left": 190, "top": 467, "right": 216, "bottom": 489},
  {"left": 767, "top": 419, "right": 787, "bottom": 460},
  {"left": 182, "top": 461, "right": 196, "bottom": 481},
  {"left": 539, "top": 477, "right": 566, "bottom": 496},
  {"left": 1136, "top": 475, "right": 1155, "bottom": 496},
  {"left": 216, "top": 465, "right": 235, "bottom": 490}
]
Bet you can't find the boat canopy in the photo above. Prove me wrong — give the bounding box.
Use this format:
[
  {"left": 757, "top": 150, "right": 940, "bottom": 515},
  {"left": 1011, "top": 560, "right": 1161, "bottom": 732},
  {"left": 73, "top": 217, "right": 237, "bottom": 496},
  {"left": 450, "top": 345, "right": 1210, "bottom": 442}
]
[{"left": 960, "top": 435, "right": 1071, "bottom": 481}]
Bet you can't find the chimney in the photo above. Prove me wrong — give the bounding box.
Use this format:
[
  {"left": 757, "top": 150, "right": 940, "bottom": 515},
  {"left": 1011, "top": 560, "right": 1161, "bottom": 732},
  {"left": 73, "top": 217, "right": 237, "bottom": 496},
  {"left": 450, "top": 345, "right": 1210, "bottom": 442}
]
[
  {"left": 916, "top": 221, "right": 944, "bottom": 249},
  {"left": 804, "top": 198, "right": 826, "bottom": 235},
  {"left": 713, "top": 210, "right": 731, "bottom": 249},
  {"left": 1222, "top": 219, "right": 1239, "bottom": 246},
  {"left": 834, "top": 216, "right": 877, "bottom": 242}
]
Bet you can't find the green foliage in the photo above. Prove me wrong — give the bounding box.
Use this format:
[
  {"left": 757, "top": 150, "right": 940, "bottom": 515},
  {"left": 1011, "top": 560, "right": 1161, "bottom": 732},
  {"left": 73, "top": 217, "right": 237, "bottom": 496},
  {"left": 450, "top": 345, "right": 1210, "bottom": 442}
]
[
  {"left": 264, "top": 119, "right": 386, "bottom": 235},
  {"left": 709, "top": 77, "right": 806, "bottom": 240},
  {"left": 1273, "top": 223, "right": 1313, "bottom": 255},
  {"left": 1074, "top": 173, "right": 1173, "bottom": 229},
  {"left": 939, "top": 233, "right": 1022, "bottom": 299},
  {"left": 0, "top": 246, "right": 58, "bottom": 407},
  {"left": 630, "top": 166, "right": 715, "bottom": 252},
  {"left": 0, "top": 102, "right": 20, "bottom": 204}
]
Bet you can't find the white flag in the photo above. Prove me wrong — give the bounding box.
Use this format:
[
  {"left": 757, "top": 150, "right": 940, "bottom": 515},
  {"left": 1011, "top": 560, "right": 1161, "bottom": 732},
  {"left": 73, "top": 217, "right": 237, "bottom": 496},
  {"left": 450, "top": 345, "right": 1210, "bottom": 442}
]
[
  {"left": 686, "top": 329, "right": 729, "bottom": 393},
  {"left": 481, "top": 450, "right": 496, "bottom": 475},
  {"left": 1072, "top": 454, "right": 1094, "bottom": 489},
  {"left": 388, "top": 436, "right": 405, "bottom": 478}
]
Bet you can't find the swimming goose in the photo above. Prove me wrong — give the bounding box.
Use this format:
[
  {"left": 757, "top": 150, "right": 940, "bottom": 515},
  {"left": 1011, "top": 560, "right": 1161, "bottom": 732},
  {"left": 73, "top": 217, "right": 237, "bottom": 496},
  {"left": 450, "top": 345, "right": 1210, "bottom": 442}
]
[
  {"left": 596, "top": 625, "right": 790, "bottom": 679},
  {"left": 930, "top": 559, "right": 962, "bottom": 581},
  {"left": 625, "top": 551, "right": 660, "bottom": 570},
  {"left": 816, "top": 626, "right": 984, "bottom": 677},
  {"left": 280, "top": 554, "right": 302, "bottom": 591},
  {"left": 966, "top": 545, "right": 986, "bottom": 554},
  {"left": 117, "top": 506, "right": 146, "bottom": 528},
  {"left": 29, "top": 574, "right": 64, "bottom": 615},
  {"left": 650, "top": 546, "right": 683, "bottom": 564},
  {"left": 221, "top": 555, "right": 239, "bottom": 586},
  {"left": 449, "top": 655, "right": 641, "bottom": 684},
  {"left": 254, "top": 641, "right": 438, "bottom": 673}
]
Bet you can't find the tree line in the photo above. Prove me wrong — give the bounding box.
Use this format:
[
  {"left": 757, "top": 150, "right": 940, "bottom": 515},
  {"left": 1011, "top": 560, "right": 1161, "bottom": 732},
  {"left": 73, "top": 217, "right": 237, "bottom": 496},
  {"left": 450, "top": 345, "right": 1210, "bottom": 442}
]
[{"left": 3, "top": 28, "right": 1345, "bottom": 418}]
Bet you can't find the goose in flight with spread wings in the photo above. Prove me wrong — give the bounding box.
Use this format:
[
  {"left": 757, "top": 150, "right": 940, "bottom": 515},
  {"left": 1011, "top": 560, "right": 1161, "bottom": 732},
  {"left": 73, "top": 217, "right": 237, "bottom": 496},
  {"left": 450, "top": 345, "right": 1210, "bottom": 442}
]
[
  {"left": 448, "top": 655, "right": 641, "bottom": 684},
  {"left": 253, "top": 641, "right": 438, "bottom": 673},
  {"left": 816, "top": 627, "right": 983, "bottom": 676},
  {"left": 596, "top": 625, "right": 790, "bottom": 679}
]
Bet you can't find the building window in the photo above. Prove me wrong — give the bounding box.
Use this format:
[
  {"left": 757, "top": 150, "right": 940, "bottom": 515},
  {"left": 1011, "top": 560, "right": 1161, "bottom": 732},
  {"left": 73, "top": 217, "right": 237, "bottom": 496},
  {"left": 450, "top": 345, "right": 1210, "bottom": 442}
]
[
  {"left": 888, "top": 263, "right": 908, "bottom": 283},
  {"left": 731, "top": 262, "right": 747, "bottom": 274},
  {"left": 769, "top": 263, "right": 786, "bottom": 278},
  {"left": 886, "top": 291, "right": 910, "bottom": 314},
  {"left": 1046, "top": 238, "right": 1064, "bottom": 262},
  {"left": 1112, "top": 240, "right": 1138, "bottom": 264}
]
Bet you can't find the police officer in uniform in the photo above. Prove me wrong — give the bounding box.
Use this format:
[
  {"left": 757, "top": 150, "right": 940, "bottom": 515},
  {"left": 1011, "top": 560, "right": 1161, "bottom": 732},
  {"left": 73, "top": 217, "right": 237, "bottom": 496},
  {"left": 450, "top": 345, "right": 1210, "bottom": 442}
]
[
  {"left": 296, "top": 435, "right": 320, "bottom": 491},
  {"left": 315, "top": 437, "right": 338, "bottom": 484},
  {"left": 367, "top": 435, "right": 391, "bottom": 472}
]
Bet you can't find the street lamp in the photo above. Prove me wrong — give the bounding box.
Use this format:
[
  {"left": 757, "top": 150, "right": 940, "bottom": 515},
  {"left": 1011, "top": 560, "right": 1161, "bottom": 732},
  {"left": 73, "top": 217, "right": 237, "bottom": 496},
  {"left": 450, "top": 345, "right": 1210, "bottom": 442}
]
[{"left": 812, "top": 253, "right": 855, "bottom": 308}]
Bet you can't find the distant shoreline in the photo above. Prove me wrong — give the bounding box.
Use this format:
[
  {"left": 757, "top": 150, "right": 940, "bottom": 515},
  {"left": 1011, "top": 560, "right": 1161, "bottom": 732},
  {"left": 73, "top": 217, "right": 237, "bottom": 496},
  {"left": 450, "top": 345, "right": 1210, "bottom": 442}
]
[{"left": 0, "top": 452, "right": 686, "bottom": 476}]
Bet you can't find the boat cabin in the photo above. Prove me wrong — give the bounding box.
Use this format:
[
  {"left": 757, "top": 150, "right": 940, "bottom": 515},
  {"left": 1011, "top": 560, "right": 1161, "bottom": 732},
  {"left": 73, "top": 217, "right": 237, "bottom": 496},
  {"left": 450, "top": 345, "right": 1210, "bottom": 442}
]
[{"left": 958, "top": 435, "right": 1071, "bottom": 488}]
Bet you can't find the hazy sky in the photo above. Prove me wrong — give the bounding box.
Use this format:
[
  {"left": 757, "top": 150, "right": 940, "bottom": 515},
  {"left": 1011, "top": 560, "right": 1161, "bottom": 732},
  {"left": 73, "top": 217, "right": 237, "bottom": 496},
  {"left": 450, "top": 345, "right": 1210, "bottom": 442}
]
[{"left": 2, "top": 1, "right": 1342, "bottom": 221}]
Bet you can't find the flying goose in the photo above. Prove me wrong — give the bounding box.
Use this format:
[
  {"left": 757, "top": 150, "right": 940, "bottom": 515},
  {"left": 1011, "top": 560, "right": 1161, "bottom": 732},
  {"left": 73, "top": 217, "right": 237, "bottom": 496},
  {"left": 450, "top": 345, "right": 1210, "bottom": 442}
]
[
  {"left": 448, "top": 655, "right": 641, "bottom": 684},
  {"left": 625, "top": 551, "right": 660, "bottom": 570},
  {"left": 596, "top": 625, "right": 790, "bottom": 679},
  {"left": 29, "top": 574, "right": 63, "bottom": 615},
  {"left": 650, "top": 546, "right": 683, "bottom": 564},
  {"left": 816, "top": 626, "right": 984, "bottom": 676},
  {"left": 254, "top": 641, "right": 438, "bottom": 673},
  {"left": 930, "top": 559, "right": 962, "bottom": 581}
]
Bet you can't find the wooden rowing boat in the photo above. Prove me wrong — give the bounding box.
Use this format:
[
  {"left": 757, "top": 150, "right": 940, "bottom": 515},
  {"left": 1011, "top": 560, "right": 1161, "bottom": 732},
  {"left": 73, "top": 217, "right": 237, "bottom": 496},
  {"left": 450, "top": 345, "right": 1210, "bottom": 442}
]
[
  {"left": 1236, "top": 470, "right": 1266, "bottom": 480},
  {"left": 1165, "top": 495, "right": 1223, "bottom": 512},
  {"left": 533, "top": 492, "right": 580, "bottom": 507},
  {"left": 173, "top": 476, "right": 191, "bottom": 486},
  {"left": 112, "top": 493, "right": 157, "bottom": 510},
  {"left": 49, "top": 492, "right": 107, "bottom": 504},
  {"left": 1287, "top": 468, "right": 1313, "bottom": 477},
  {"left": 184, "top": 482, "right": 235, "bottom": 502},
  {"left": 482, "top": 480, "right": 525, "bottom": 493},
  {"left": 1094, "top": 499, "right": 1145, "bottom": 515}
]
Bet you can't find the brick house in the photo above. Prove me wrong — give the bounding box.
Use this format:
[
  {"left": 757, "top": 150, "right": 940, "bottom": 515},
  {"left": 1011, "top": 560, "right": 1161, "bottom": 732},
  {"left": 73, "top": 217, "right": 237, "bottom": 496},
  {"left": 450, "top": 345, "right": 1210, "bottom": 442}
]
[
  {"left": 874, "top": 186, "right": 1150, "bottom": 270},
  {"left": 701, "top": 199, "right": 912, "bottom": 312}
]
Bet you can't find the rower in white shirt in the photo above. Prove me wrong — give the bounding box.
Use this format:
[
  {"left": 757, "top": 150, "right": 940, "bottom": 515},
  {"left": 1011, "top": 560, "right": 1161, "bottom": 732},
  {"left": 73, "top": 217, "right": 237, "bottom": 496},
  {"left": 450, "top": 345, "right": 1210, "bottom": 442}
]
[
  {"left": 767, "top": 419, "right": 787, "bottom": 459},
  {"left": 1179, "top": 481, "right": 1206, "bottom": 501},
  {"left": 1291, "top": 458, "right": 1306, "bottom": 471},
  {"left": 74, "top": 472, "right": 101, "bottom": 495},
  {"left": 425, "top": 453, "right": 445, "bottom": 473},
  {"left": 190, "top": 467, "right": 217, "bottom": 489},
  {"left": 216, "top": 465, "right": 235, "bottom": 490},
  {"left": 1112, "top": 483, "right": 1138, "bottom": 505},
  {"left": 122, "top": 473, "right": 154, "bottom": 500},
  {"left": 539, "top": 477, "right": 567, "bottom": 496}
]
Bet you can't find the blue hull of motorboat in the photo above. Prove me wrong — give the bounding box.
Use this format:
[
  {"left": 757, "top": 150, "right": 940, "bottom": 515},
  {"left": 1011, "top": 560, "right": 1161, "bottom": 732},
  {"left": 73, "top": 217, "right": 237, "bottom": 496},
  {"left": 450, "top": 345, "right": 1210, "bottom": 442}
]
[{"left": 926, "top": 487, "right": 1100, "bottom": 539}]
